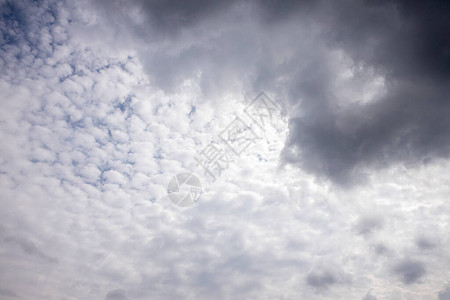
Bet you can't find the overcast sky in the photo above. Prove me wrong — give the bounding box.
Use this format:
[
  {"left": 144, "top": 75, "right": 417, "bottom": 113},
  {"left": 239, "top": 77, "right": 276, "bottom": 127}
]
[{"left": 1, "top": 0, "right": 450, "bottom": 299}]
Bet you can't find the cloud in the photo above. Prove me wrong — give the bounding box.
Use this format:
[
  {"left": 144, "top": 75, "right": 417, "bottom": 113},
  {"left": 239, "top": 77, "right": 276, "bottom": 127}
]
[
  {"left": 280, "top": 0, "right": 450, "bottom": 185},
  {"left": 2, "top": 235, "right": 58, "bottom": 263},
  {"left": 414, "top": 226, "right": 442, "bottom": 251},
  {"left": 305, "top": 265, "right": 349, "bottom": 292},
  {"left": 371, "top": 243, "right": 390, "bottom": 256},
  {"left": 416, "top": 236, "right": 438, "bottom": 250},
  {"left": 354, "top": 214, "right": 384, "bottom": 236},
  {"left": 392, "top": 259, "right": 426, "bottom": 284},
  {"left": 105, "top": 289, "right": 129, "bottom": 300},
  {"left": 90, "top": 0, "right": 450, "bottom": 186},
  {"left": 0, "top": 288, "right": 18, "bottom": 298},
  {"left": 439, "top": 285, "right": 450, "bottom": 300},
  {"left": 1, "top": 0, "right": 450, "bottom": 299},
  {"left": 362, "top": 290, "right": 377, "bottom": 300},
  {"left": 306, "top": 270, "right": 337, "bottom": 288}
]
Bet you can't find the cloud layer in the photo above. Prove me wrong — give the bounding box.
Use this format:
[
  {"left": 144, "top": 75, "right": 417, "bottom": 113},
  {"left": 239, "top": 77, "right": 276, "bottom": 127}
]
[{"left": 0, "top": 0, "right": 449, "bottom": 299}]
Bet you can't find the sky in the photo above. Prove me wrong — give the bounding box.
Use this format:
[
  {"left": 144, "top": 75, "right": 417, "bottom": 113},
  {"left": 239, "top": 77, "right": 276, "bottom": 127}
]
[{"left": 0, "top": 0, "right": 449, "bottom": 299}]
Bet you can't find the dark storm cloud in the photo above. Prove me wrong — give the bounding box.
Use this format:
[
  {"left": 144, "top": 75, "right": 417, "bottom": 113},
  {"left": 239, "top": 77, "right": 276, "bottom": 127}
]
[
  {"left": 392, "top": 259, "right": 426, "bottom": 284},
  {"left": 283, "top": 0, "right": 450, "bottom": 184}
]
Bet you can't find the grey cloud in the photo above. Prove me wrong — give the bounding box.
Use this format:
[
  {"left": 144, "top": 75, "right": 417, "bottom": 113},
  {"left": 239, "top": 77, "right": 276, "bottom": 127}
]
[
  {"left": 94, "top": 0, "right": 237, "bottom": 36},
  {"left": 282, "top": 0, "right": 450, "bottom": 184},
  {"left": 91, "top": 0, "right": 319, "bottom": 96},
  {"left": 372, "top": 243, "right": 390, "bottom": 256},
  {"left": 439, "top": 285, "right": 450, "bottom": 300},
  {"left": 0, "top": 288, "right": 18, "bottom": 298},
  {"left": 306, "top": 270, "right": 336, "bottom": 288},
  {"left": 96, "top": 0, "right": 317, "bottom": 36},
  {"left": 285, "top": 77, "right": 450, "bottom": 185},
  {"left": 2, "top": 235, "right": 57, "bottom": 263},
  {"left": 416, "top": 236, "right": 438, "bottom": 250},
  {"left": 105, "top": 289, "right": 129, "bottom": 300},
  {"left": 414, "top": 227, "right": 441, "bottom": 250},
  {"left": 133, "top": 0, "right": 235, "bottom": 34},
  {"left": 354, "top": 215, "right": 383, "bottom": 236},
  {"left": 305, "top": 267, "right": 348, "bottom": 290},
  {"left": 392, "top": 259, "right": 426, "bottom": 284},
  {"left": 363, "top": 290, "right": 377, "bottom": 300}
]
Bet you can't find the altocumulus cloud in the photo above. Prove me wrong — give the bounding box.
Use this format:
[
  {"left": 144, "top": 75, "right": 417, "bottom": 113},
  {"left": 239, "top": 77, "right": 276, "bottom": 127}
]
[{"left": 0, "top": 0, "right": 450, "bottom": 299}]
